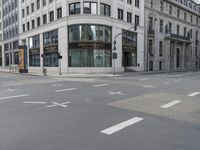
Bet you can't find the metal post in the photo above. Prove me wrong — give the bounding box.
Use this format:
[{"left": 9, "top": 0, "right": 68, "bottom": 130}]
[{"left": 59, "top": 58, "right": 61, "bottom": 76}]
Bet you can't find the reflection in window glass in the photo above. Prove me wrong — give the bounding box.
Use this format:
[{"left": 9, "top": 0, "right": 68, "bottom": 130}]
[
  {"left": 68, "top": 25, "right": 112, "bottom": 67},
  {"left": 69, "top": 3, "right": 80, "bottom": 15},
  {"left": 83, "top": 2, "right": 97, "bottom": 14}
]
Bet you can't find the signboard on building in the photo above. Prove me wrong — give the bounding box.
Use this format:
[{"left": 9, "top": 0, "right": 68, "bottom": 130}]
[{"left": 18, "top": 45, "right": 28, "bottom": 73}]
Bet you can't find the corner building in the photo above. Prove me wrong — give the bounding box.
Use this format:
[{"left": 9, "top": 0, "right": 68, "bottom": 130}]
[
  {"left": 18, "top": 0, "right": 145, "bottom": 74},
  {"left": 145, "top": 0, "right": 200, "bottom": 71}
]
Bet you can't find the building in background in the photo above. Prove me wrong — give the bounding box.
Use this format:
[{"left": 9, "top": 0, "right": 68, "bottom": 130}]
[
  {"left": 0, "top": 0, "right": 3, "bottom": 67},
  {"left": 0, "top": 0, "right": 19, "bottom": 68},
  {"left": 17, "top": 0, "right": 144, "bottom": 74},
  {"left": 145, "top": 0, "right": 200, "bottom": 71}
]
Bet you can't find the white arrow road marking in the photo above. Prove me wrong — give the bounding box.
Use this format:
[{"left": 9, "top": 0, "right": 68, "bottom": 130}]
[
  {"left": 46, "top": 102, "right": 71, "bottom": 108},
  {"left": 0, "top": 94, "right": 29, "bottom": 100},
  {"left": 101, "top": 117, "right": 144, "bottom": 135},
  {"left": 188, "top": 92, "right": 200, "bottom": 97},
  {"left": 160, "top": 100, "right": 181, "bottom": 109},
  {"left": 23, "top": 101, "right": 47, "bottom": 104},
  {"left": 55, "top": 88, "right": 77, "bottom": 93},
  {"left": 92, "top": 84, "right": 108, "bottom": 87},
  {"left": 109, "top": 91, "right": 124, "bottom": 95}
]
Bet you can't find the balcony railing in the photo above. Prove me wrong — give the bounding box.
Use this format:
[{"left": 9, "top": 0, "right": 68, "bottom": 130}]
[
  {"left": 148, "top": 28, "right": 155, "bottom": 35},
  {"left": 165, "top": 33, "right": 191, "bottom": 42}
]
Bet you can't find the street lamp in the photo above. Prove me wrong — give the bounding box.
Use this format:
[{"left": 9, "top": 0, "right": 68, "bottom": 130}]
[{"left": 112, "top": 24, "right": 138, "bottom": 75}]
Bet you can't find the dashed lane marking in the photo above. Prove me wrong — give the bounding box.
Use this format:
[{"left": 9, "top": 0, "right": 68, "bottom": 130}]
[
  {"left": 188, "top": 92, "right": 200, "bottom": 97},
  {"left": 92, "top": 84, "right": 108, "bottom": 87},
  {"left": 0, "top": 94, "right": 29, "bottom": 100},
  {"left": 101, "top": 117, "right": 144, "bottom": 135},
  {"left": 23, "top": 101, "right": 47, "bottom": 104},
  {"left": 55, "top": 88, "right": 77, "bottom": 93},
  {"left": 109, "top": 91, "right": 124, "bottom": 96},
  {"left": 160, "top": 100, "right": 181, "bottom": 109}
]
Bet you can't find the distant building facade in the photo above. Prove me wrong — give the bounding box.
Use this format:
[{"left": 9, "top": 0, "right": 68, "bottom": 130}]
[
  {"left": 145, "top": 0, "right": 200, "bottom": 71},
  {"left": 0, "top": 0, "right": 19, "bottom": 68}
]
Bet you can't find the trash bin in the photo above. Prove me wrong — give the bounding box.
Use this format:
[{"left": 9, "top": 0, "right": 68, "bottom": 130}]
[{"left": 43, "top": 68, "right": 47, "bottom": 76}]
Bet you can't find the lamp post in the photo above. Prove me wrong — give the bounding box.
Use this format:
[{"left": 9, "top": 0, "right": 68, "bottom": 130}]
[{"left": 112, "top": 24, "right": 138, "bottom": 75}]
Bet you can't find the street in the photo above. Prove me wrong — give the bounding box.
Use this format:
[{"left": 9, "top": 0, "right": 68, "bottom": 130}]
[{"left": 0, "top": 71, "right": 200, "bottom": 150}]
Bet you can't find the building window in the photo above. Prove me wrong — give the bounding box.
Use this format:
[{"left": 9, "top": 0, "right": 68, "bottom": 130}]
[
  {"left": 148, "top": 40, "right": 153, "bottom": 56},
  {"left": 26, "top": 6, "right": 29, "bottom": 15},
  {"left": 127, "top": 0, "right": 132, "bottom": 5},
  {"left": 177, "top": 9, "right": 180, "bottom": 18},
  {"left": 43, "top": 30, "right": 58, "bottom": 67},
  {"left": 100, "top": 3, "right": 111, "bottom": 17},
  {"left": 83, "top": 2, "right": 97, "bottom": 14},
  {"left": 69, "top": 3, "right": 80, "bottom": 15},
  {"left": 37, "top": 0, "right": 40, "bottom": 10},
  {"left": 118, "top": 9, "right": 123, "bottom": 20},
  {"left": 135, "top": 15, "right": 139, "bottom": 26},
  {"left": 37, "top": 17, "right": 40, "bottom": 27},
  {"left": 160, "top": 20, "right": 163, "bottom": 33},
  {"left": 29, "top": 35, "right": 40, "bottom": 67},
  {"left": 43, "top": 14, "right": 47, "bottom": 24},
  {"left": 31, "top": 3, "right": 34, "bottom": 13},
  {"left": 32, "top": 20, "right": 35, "bottom": 29},
  {"left": 135, "top": 0, "right": 139, "bottom": 8},
  {"left": 169, "top": 5, "right": 172, "bottom": 15},
  {"left": 49, "top": 11, "right": 54, "bottom": 22},
  {"left": 159, "top": 41, "right": 163, "bottom": 56},
  {"left": 184, "top": 27, "right": 187, "bottom": 37},
  {"left": 22, "top": 24, "right": 25, "bottom": 32},
  {"left": 68, "top": 25, "right": 112, "bottom": 67},
  {"left": 22, "top": 9, "right": 25, "bottom": 18},
  {"left": 160, "top": 2, "right": 163, "bottom": 12},
  {"left": 177, "top": 25, "right": 180, "bottom": 35},
  {"left": 57, "top": 7, "right": 62, "bottom": 19},
  {"left": 127, "top": 12, "right": 132, "bottom": 23},
  {"left": 27, "top": 22, "right": 30, "bottom": 30},
  {"left": 43, "top": 0, "right": 46, "bottom": 7}
]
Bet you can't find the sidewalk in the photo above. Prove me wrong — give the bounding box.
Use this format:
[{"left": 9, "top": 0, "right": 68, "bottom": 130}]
[{"left": 1, "top": 67, "right": 200, "bottom": 78}]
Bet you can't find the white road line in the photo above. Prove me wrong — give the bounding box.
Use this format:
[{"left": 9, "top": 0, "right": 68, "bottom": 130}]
[
  {"left": 23, "top": 101, "right": 47, "bottom": 104},
  {"left": 188, "top": 92, "right": 200, "bottom": 97},
  {"left": 109, "top": 91, "right": 124, "bottom": 96},
  {"left": 142, "top": 85, "right": 156, "bottom": 88},
  {"left": 164, "top": 82, "right": 170, "bottom": 85},
  {"left": 101, "top": 117, "right": 144, "bottom": 135},
  {"left": 55, "top": 88, "right": 77, "bottom": 93},
  {"left": 3, "top": 83, "right": 23, "bottom": 87},
  {"left": 139, "top": 78, "right": 148, "bottom": 81},
  {"left": 0, "top": 94, "right": 29, "bottom": 100},
  {"left": 160, "top": 100, "right": 181, "bottom": 109},
  {"left": 92, "top": 84, "right": 108, "bottom": 87}
]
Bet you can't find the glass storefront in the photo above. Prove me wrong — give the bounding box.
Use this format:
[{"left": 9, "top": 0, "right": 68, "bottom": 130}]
[
  {"left": 14, "top": 51, "right": 19, "bottom": 64},
  {"left": 68, "top": 24, "right": 112, "bottom": 67},
  {"left": 43, "top": 30, "right": 58, "bottom": 67},
  {"left": 29, "top": 35, "right": 40, "bottom": 66},
  {"left": 122, "top": 30, "right": 137, "bottom": 67}
]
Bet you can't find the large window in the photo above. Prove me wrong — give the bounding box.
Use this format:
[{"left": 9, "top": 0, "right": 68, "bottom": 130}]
[
  {"left": 68, "top": 25, "right": 112, "bottom": 67},
  {"left": 100, "top": 3, "right": 111, "bottom": 17},
  {"left": 83, "top": 2, "right": 97, "bottom": 14},
  {"left": 69, "top": 3, "right": 80, "bottom": 15},
  {"left": 122, "top": 30, "right": 137, "bottom": 67},
  {"left": 29, "top": 35, "right": 40, "bottom": 66},
  {"left": 43, "top": 30, "right": 58, "bottom": 67}
]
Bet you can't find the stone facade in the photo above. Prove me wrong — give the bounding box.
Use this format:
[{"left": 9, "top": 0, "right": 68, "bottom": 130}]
[{"left": 144, "top": 0, "right": 200, "bottom": 71}]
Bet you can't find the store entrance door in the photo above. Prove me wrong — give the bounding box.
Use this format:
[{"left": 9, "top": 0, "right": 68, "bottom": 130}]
[{"left": 123, "top": 52, "right": 133, "bottom": 71}]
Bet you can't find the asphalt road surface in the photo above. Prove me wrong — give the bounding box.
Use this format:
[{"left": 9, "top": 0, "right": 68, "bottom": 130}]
[{"left": 0, "top": 71, "right": 200, "bottom": 150}]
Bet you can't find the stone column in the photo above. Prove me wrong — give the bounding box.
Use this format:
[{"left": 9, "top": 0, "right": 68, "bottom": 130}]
[{"left": 182, "top": 43, "right": 186, "bottom": 69}]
